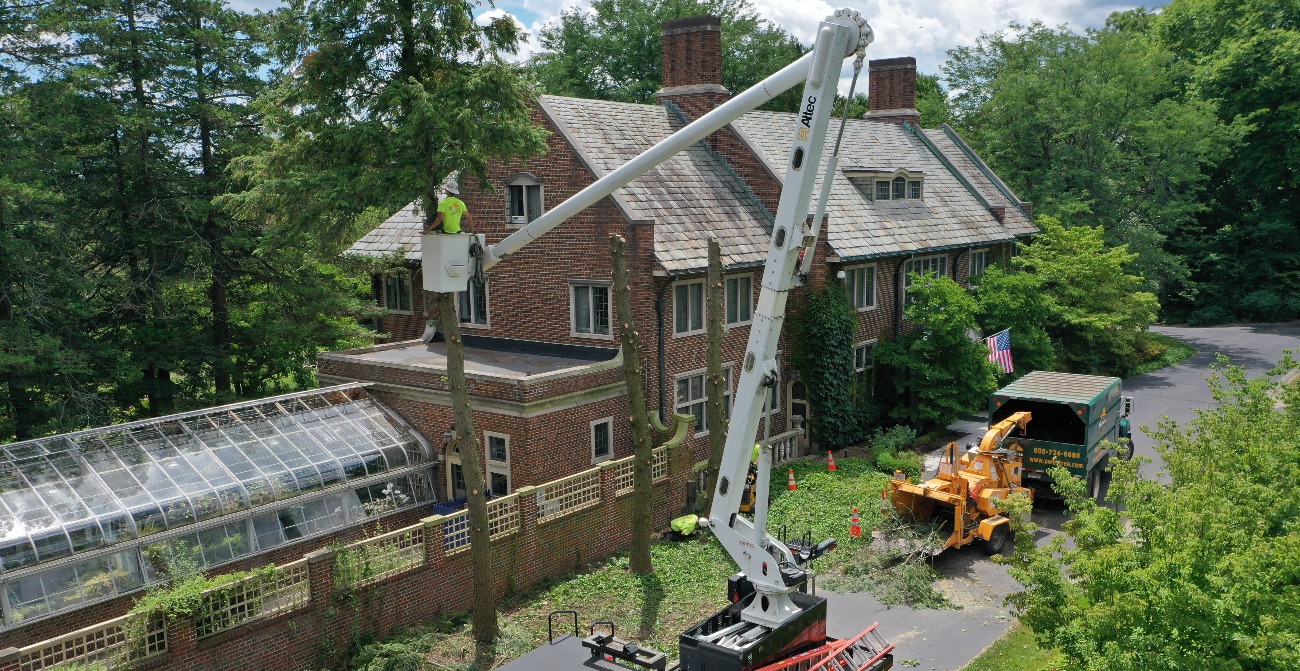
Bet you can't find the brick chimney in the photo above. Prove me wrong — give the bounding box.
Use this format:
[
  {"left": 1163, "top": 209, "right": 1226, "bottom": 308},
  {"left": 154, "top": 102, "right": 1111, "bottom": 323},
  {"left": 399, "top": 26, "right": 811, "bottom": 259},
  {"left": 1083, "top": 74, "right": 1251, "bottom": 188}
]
[
  {"left": 656, "top": 15, "right": 730, "bottom": 118},
  {"left": 865, "top": 57, "right": 921, "bottom": 125}
]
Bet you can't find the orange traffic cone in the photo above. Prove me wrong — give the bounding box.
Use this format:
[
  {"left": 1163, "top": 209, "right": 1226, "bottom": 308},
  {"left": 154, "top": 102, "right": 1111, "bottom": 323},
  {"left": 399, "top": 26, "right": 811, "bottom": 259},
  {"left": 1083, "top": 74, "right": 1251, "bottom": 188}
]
[
  {"left": 787, "top": 468, "right": 798, "bottom": 491},
  {"left": 827, "top": 451, "right": 837, "bottom": 471},
  {"left": 850, "top": 507, "right": 862, "bottom": 538}
]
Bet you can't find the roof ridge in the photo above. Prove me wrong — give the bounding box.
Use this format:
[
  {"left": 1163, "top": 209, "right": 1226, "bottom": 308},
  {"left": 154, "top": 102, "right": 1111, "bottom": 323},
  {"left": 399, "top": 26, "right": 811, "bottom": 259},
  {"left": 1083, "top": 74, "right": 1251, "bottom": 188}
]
[
  {"left": 661, "top": 100, "right": 774, "bottom": 225},
  {"left": 937, "top": 125, "right": 1030, "bottom": 218}
]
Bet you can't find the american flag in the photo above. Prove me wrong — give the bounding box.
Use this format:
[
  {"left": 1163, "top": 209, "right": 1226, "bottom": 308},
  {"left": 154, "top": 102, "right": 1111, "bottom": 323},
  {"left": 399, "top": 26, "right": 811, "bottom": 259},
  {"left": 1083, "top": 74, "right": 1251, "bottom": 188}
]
[{"left": 985, "top": 329, "right": 1014, "bottom": 374}]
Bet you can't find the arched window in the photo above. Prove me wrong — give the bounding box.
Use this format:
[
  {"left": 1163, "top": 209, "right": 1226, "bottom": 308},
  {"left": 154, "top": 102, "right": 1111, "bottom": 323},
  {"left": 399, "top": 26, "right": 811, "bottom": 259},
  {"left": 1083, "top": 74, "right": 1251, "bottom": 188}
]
[
  {"left": 892, "top": 176, "right": 907, "bottom": 200},
  {"left": 506, "top": 173, "right": 543, "bottom": 225}
]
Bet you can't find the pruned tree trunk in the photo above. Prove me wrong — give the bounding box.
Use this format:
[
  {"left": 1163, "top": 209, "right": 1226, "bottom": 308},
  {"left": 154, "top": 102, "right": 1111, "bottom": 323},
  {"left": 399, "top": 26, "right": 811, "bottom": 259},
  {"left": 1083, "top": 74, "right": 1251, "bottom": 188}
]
[
  {"left": 610, "top": 234, "right": 654, "bottom": 574},
  {"left": 439, "top": 292, "right": 497, "bottom": 642},
  {"left": 701, "top": 239, "right": 729, "bottom": 514},
  {"left": 429, "top": 190, "right": 497, "bottom": 642}
]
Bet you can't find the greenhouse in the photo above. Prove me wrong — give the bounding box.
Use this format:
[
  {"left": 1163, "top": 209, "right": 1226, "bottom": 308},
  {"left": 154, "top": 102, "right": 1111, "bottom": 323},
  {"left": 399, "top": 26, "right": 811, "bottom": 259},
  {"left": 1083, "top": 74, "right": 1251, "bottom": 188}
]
[{"left": 0, "top": 384, "right": 434, "bottom": 629}]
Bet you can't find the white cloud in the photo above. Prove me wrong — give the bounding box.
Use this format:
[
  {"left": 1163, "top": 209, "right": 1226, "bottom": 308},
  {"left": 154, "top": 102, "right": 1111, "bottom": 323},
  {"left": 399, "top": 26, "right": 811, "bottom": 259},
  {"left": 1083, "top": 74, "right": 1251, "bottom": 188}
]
[{"left": 227, "top": 0, "right": 1159, "bottom": 89}]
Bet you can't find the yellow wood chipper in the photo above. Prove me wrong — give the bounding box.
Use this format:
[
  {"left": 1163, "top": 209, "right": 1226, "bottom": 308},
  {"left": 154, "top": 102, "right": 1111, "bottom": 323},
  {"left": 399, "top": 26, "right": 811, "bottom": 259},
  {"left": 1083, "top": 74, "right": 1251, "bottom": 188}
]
[{"left": 881, "top": 411, "right": 1034, "bottom": 555}]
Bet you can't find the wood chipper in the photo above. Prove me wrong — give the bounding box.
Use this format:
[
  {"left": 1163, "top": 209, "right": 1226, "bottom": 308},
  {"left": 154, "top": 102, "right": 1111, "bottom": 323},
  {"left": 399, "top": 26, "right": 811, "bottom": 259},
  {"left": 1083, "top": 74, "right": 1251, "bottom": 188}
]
[{"left": 881, "top": 412, "right": 1034, "bottom": 555}]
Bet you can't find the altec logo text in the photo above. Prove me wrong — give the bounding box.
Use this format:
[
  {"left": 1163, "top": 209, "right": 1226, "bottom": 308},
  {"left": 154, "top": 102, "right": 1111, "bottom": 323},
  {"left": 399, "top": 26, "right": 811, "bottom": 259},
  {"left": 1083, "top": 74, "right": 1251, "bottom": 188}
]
[{"left": 800, "top": 96, "right": 818, "bottom": 128}]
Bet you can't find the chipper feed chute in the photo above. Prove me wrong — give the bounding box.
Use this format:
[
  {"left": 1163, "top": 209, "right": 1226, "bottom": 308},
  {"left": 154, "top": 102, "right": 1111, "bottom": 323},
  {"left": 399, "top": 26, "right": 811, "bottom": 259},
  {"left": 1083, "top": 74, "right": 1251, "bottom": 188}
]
[{"left": 881, "top": 411, "right": 1035, "bottom": 556}]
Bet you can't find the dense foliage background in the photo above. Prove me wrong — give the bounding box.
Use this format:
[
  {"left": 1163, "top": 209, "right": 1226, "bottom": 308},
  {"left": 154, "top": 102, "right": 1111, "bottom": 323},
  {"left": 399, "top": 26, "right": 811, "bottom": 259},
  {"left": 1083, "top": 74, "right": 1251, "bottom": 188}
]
[{"left": 2, "top": 0, "right": 1296, "bottom": 441}]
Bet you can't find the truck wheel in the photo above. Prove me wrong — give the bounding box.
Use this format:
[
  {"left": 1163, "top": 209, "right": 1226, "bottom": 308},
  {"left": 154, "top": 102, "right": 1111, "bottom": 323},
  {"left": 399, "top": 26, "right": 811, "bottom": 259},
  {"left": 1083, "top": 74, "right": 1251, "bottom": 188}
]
[
  {"left": 1088, "top": 464, "right": 1110, "bottom": 504},
  {"left": 984, "top": 524, "right": 1010, "bottom": 556},
  {"left": 1119, "top": 438, "right": 1135, "bottom": 461}
]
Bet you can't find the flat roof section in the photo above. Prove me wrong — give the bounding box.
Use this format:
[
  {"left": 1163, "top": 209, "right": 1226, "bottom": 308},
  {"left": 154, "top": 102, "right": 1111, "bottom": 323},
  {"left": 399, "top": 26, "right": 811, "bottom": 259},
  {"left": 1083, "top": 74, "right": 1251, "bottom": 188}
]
[{"left": 339, "top": 336, "right": 620, "bottom": 381}]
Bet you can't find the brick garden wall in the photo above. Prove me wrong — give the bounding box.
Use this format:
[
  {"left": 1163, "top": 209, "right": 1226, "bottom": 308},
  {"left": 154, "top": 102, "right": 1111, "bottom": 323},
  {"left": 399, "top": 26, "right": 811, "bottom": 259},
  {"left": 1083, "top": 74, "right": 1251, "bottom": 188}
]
[{"left": 3, "top": 446, "right": 696, "bottom": 671}]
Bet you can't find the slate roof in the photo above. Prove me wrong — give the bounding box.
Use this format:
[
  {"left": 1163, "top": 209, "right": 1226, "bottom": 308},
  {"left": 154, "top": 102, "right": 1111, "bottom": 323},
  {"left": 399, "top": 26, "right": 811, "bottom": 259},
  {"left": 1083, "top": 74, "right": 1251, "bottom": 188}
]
[
  {"left": 538, "top": 96, "right": 774, "bottom": 272},
  {"left": 346, "top": 97, "right": 1034, "bottom": 271},
  {"left": 349, "top": 202, "right": 424, "bottom": 261},
  {"left": 729, "top": 112, "right": 1034, "bottom": 261}
]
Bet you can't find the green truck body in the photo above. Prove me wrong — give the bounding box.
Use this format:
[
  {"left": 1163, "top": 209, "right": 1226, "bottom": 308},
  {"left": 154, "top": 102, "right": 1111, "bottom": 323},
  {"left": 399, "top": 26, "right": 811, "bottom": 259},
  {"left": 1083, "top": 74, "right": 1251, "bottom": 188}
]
[{"left": 989, "top": 371, "right": 1129, "bottom": 487}]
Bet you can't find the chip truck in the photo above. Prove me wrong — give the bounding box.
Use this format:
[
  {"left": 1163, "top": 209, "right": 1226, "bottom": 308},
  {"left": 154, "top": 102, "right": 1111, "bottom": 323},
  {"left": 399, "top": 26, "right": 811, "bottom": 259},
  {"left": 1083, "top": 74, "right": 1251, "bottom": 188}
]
[{"left": 989, "top": 370, "right": 1134, "bottom": 501}]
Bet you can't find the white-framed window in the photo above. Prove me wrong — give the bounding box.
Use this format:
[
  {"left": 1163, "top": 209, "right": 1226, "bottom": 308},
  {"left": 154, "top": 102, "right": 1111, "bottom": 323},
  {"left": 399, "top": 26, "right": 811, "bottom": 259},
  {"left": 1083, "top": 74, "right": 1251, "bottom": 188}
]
[
  {"left": 570, "top": 282, "right": 612, "bottom": 338},
  {"left": 675, "top": 368, "right": 731, "bottom": 434},
  {"left": 674, "top": 279, "right": 705, "bottom": 336},
  {"left": 866, "top": 174, "right": 923, "bottom": 201},
  {"left": 506, "top": 173, "right": 543, "bottom": 226},
  {"left": 968, "top": 248, "right": 990, "bottom": 280},
  {"left": 382, "top": 273, "right": 413, "bottom": 314},
  {"left": 903, "top": 255, "right": 948, "bottom": 303},
  {"left": 843, "top": 265, "right": 877, "bottom": 310},
  {"left": 457, "top": 278, "right": 488, "bottom": 326},
  {"left": 484, "top": 432, "right": 510, "bottom": 496},
  {"left": 854, "top": 341, "right": 876, "bottom": 372},
  {"left": 591, "top": 417, "right": 613, "bottom": 463},
  {"left": 725, "top": 275, "right": 753, "bottom": 325}
]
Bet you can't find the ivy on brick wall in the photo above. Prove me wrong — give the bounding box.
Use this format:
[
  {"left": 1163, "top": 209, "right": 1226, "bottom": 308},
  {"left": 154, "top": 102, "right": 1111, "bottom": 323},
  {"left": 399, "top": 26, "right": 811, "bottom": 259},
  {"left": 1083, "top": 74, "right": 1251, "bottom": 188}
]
[{"left": 790, "top": 282, "right": 874, "bottom": 449}]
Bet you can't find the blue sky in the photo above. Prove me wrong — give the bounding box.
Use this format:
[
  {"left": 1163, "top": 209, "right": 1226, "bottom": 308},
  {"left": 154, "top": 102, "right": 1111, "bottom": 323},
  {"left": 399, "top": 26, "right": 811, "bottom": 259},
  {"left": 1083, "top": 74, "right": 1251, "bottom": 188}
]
[{"left": 229, "top": 0, "right": 1162, "bottom": 89}]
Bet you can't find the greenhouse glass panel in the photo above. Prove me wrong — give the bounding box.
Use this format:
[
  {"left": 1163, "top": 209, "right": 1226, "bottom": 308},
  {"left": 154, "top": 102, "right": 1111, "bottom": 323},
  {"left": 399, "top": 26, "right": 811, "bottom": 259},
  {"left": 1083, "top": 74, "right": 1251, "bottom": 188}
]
[
  {"left": 67, "top": 523, "right": 103, "bottom": 553},
  {"left": 0, "top": 537, "right": 37, "bottom": 572},
  {"left": 31, "top": 529, "right": 71, "bottom": 562},
  {"left": 7, "top": 576, "right": 50, "bottom": 622},
  {"left": 252, "top": 513, "right": 285, "bottom": 551},
  {"left": 0, "top": 384, "right": 432, "bottom": 629}
]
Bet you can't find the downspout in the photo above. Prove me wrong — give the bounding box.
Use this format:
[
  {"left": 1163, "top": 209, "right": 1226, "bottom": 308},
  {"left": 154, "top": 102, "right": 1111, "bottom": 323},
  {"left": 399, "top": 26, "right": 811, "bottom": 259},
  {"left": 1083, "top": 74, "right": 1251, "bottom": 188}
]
[
  {"left": 893, "top": 259, "right": 908, "bottom": 340},
  {"left": 656, "top": 274, "right": 680, "bottom": 423}
]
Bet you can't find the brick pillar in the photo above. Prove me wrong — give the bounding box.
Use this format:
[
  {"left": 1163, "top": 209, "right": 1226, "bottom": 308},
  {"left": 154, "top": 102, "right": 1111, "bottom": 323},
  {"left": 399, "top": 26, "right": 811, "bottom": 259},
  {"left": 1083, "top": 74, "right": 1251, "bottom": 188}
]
[
  {"left": 0, "top": 647, "right": 20, "bottom": 671},
  {"left": 164, "top": 611, "right": 196, "bottom": 661},
  {"left": 598, "top": 461, "right": 623, "bottom": 553},
  {"left": 305, "top": 548, "right": 336, "bottom": 602},
  {"left": 865, "top": 57, "right": 921, "bottom": 125},
  {"left": 421, "top": 515, "right": 446, "bottom": 565},
  {"left": 656, "top": 15, "right": 730, "bottom": 118},
  {"left": 514, "top": 486, "right": 542, "bottom": 585}
]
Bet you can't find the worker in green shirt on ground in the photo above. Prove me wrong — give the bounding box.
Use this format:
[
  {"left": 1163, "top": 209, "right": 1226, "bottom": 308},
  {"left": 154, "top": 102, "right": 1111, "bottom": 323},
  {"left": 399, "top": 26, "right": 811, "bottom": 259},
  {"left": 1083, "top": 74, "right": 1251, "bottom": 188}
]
[{"left": 424, "top": 176, "right": 470, "bottom": 234}]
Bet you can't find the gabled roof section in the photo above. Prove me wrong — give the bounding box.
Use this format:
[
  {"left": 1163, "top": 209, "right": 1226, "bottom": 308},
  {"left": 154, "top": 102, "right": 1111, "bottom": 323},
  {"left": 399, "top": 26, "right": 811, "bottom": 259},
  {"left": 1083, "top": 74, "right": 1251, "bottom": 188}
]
[
  {"left": 730, "top": 111, "right": 1031, "bottom": 261},
  {"left": 348, "top": 202, "right": 423, "bottom": 262},
  {"left": 923, "top": 125, "right": 1037, "bottom": 238},
  {"left": 539, "top": 95, "right": 774, "bottom": 272}
]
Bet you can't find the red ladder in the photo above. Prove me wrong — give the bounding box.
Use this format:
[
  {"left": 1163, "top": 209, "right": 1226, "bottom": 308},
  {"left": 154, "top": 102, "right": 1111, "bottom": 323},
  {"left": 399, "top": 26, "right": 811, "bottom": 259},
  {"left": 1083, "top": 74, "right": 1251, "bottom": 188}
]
[{"left": 754, "top": 623, "right": 894, "bottom": 671}]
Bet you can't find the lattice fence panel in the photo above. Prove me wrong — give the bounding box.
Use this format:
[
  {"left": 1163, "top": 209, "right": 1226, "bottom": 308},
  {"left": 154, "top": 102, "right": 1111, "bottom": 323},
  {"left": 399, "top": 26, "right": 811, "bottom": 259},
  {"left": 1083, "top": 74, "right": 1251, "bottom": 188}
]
[
  {"left": 613, "top": 448, "right": 668, "bottom": 496},
  {"left": 193, "top": 559, "right": 310, "bottom": 639},
  {"left": 536, "top": 468, "right": 601, "bottom": 522},
  {"left": 336, "top": 524, "right": 425, "bottom": 589},
  {"left": 18, "top": 612, "right": 166, "bottom": 671},
  {"left": 442, "top": 495, "right": 520, "bottom": 554}
]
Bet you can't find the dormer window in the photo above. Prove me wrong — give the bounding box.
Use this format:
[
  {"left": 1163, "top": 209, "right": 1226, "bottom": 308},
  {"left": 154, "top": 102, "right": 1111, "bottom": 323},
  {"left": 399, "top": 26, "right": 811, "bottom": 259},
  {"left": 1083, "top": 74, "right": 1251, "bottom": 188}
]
[
  {"left": 506, "top": 172, "right": 543, "bottom": 226},
  {"left": 846, "top": 168, "right": 923, "bottom": 201}
]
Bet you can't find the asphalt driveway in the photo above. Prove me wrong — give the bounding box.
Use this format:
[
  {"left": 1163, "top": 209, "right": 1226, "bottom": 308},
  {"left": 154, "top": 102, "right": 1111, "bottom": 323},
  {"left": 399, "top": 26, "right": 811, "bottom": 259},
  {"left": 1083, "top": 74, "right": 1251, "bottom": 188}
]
[{"left": 842, "top": 321, "right": 1300, "bottom": 670}]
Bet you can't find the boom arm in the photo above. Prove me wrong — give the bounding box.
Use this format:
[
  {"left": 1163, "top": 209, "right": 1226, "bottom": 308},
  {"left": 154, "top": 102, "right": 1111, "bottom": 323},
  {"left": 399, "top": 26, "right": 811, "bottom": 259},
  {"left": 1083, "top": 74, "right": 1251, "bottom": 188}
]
[
  {"left": 420, "top": 7, "right": 873, "bottom": 632},
  {"left": 699, "top": 11, "right": 870, "bottom": 629}
]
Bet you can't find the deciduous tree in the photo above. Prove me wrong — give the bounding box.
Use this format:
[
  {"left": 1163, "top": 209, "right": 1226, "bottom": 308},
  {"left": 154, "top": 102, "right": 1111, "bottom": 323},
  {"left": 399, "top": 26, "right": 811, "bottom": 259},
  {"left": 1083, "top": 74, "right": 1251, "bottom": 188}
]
[
  {"left": 874, "top": 274, "right": 998, "bottom": 433},
  {"left": 1006, "top": 355, "right": 1300, "bottom": 670},
  {"left": 530, "top": 0, "right": 805, "bottom": 112}
]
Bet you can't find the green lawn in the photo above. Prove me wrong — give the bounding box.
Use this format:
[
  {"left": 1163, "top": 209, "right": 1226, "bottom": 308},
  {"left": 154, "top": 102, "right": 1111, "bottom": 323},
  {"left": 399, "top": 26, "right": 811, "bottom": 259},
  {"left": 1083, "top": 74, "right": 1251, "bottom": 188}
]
[
  {"left": 961, "top": 623, "right": 1064, "bottom": 671},
  {"left": 1132, "top": 332, "right": 1197, "bottom": 376},
  {"left": 359, "top": 458, "right": 891, "bottom": 670}
]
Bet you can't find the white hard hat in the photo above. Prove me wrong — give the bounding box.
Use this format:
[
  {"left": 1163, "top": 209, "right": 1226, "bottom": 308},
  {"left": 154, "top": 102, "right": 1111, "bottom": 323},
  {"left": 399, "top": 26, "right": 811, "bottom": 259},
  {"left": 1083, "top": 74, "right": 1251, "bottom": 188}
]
[{"left": 443, "top": 173, "right": 460, "bottom": 195}]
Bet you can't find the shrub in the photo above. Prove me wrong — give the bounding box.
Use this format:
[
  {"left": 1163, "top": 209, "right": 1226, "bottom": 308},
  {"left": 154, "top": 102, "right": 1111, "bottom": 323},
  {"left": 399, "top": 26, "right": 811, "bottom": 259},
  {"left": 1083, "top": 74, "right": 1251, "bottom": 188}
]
[
  {"left": 869, "top": 425, "right": 918, "bottom": 460},
  {"left": 875, "top": 451, "right": 923, "bottom": 479}
]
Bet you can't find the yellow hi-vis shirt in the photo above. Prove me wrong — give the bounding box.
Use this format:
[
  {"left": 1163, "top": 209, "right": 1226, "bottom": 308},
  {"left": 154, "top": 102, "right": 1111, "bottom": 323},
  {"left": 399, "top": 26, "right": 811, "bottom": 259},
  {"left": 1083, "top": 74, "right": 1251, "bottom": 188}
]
[{"left": 437, "top": 196, "right": 467, "bottom": 233}]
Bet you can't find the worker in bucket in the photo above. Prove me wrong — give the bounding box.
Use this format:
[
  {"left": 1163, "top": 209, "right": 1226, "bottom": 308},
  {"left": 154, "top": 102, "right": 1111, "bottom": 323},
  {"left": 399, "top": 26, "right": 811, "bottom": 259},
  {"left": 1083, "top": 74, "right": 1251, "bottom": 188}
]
[{"left": 424, "top": 174, "right": 469, "bottom": 234}]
